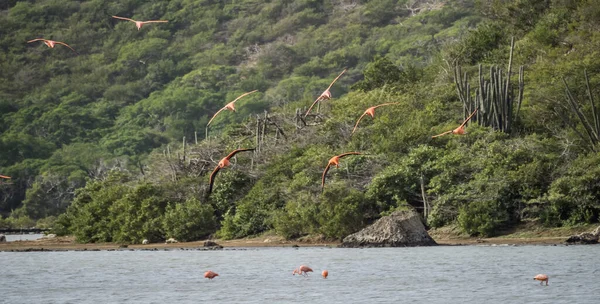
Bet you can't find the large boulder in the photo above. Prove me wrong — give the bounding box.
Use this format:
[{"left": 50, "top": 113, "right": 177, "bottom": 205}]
[
  {"left": 566, "top": 231, "right": 599, "bottom": 245},
  {"left": 341, "top": 210, "right": 437, "bottom": 247}
]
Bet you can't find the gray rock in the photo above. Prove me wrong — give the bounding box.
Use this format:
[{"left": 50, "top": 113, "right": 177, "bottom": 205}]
[
  {"left": 203, "top": 240, "right": 221, "bottom": 248},
  {"left": 593, "top": 225, "right": 600, "bottom": 237},
  {"left": 0, "top": 234, "right": 5, "bottom": 243},
  {"left": 341, "top": 210, "right": 437, "bottom": 248},
  {"left": 566, "top": 232, "right": 598, "bottom": 245}
]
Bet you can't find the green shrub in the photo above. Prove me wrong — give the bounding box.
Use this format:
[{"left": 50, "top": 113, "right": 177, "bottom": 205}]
[
  {"left": 163, "top": 198, "right": 216, "bottom": 242},
  {"left": 458, "top": 200, "right": 509, "bottom": 237}
]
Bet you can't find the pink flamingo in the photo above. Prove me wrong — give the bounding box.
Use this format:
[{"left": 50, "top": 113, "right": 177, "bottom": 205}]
[
  {"left": 27, "top": 39, "right": 78, "bottom": 55},
  {"left": 352, "top": 103, "right": 399, "bottom": 134},
  {"left": 431, "top": 108, "right": 478, "bottom": 138},
  {"left": 207, "top": 90, "right": 258, "bottom": 127},
  {"left": 322, "top": 270, "right": 328, "bottom": 279},
  {"left": 533, "top": 274, "right": 548, "bottom": 285},
  {"left": 0, "top": 175, "right": 10, "bottom": 179},
  {"left": 208, "top": 148, "right": 255, "bottom": 194},
  {"left": 112, "top": 16, "right": 168, "bottom": 31},
  {"left": 204, "top": 270, "right": 219, "bottom": 279},
  {"left": 292, "top": 265, "right": 313, "bottom": 277},
  {"left": 322, "top": 152, "right": 361, "bottom": 190},
  {"left": 304, "top": 69, "right": 347, "bottom": 117}
]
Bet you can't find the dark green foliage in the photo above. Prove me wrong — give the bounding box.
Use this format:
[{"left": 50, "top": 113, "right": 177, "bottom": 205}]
[
  {"left": 458, "top": 200, "right": 509, "bottom": 237},
  {"left": 543, "top": 152, "right": 600, "bottom": 226},
  {"left": 163, "top": 198, "right": 216, "bottom": 242},
  {"left": 352, "top": 56, "right": 421, "bottom": 92}
]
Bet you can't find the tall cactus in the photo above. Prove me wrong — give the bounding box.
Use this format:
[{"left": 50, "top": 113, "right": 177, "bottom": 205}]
[
  {"left": 561, "top": 69, "right": 600, "bottom": 151},
  {"left": 453, "top": 37, "right": 524, "bottom": 134}
]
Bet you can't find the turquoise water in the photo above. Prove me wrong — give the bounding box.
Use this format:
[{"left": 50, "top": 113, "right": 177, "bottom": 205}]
[{"left": 1, "top": 245, "right": 598, "bottom": 303}]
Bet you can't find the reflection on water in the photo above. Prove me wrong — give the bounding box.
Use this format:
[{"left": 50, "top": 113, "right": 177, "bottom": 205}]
[{"left": 0, "top": 245, "right": 599, "bottom": 304}]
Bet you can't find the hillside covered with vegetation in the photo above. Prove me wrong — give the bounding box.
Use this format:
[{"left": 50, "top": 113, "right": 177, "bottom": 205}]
[{"left": 1, "top": 0, "right": 599, "bottom": 243}]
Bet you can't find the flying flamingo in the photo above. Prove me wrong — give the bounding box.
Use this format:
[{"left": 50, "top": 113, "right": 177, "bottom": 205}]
[
  {"left": 322, "top": 152, "right": 361, "bottom": 190},
  {"left": 431, "top": 108, "right": 478, "bottom": 138},
  {"left": 322, "top": 270, "right": 328, "bottom": 279},
  {"left": 206, "top": 90, "right": 259, "bottom": 127},
  {"left": 292, "top": 265, "right": 313, "bottom": 277},
  {"left": 27, "top": 39, "right": 78, "bottom": 55},
  {"left": 112, "top": 16, "right": 169, "bottom": 30},
  {"left": 533, "top": 274, "right": 548, "bottom": 285},
  {"left": 304, "top": 69, "right": 347, "bottom": 117},
  {"left": 204, "top": 270, "right": 219, "bottom": 279},
  {"left": 352, "top": 103, "right": 399, "bottom": 134},
  {"left": 208, "top": 148, "right": 255, "bottom": 194}
]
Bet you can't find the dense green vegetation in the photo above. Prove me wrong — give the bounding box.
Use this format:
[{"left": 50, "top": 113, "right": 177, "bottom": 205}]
[{"left": 1, "top": 0, "right": 599, "bottom": 242}]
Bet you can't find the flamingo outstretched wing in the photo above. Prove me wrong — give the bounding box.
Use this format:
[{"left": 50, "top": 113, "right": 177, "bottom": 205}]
[
  {"left": 225, "top": 148, "right": 255, "bottom": 160},
  {"left": 321, "top": 164, "right": 332, "bottom": 190},
  {"left": 112, "top": 15, "right": 136, "bottom": 22},
  {"left": 304, "top": 69, "right": 347, "bottom": 117},
  {"left": 230, "top": 90, "right": 258, "bottom": 104},
  {"left": 352, "top": 112, "right": 369, "bottom": 134},
  {"left": 26, "top": 38, "right": 46, "bottom": 43},
  {"left": 208, "top": 165, "right": 221, "bottom": 194},
  {"left": 304, "top": 96, "right": 322, "bottom": 117},
  {"left": 337, "top": 152, "right": 361, "bottom": 159},
  {"left": 207, "top": 91, "right": 258, "bottom": 126},
  {"left": 0, "top": 175, "right": 11, "bottom": 179},
  {"left": 458, "top": 108, "right": 478, "bottom": 128},
  {"left": 431, "top": 130, "right": 453, "bottom": 138},
  {"left": 54, "top": 41, "right": 79, "bottom": 55},
  {"left": 207, "top": 107, "right": 227, "bottom": 127},
  {"left": 141, "top": 20, "right": 169, "bottom": 24},
  {"left": 325, "top": 69, "right": 347, "bottom": 91}
]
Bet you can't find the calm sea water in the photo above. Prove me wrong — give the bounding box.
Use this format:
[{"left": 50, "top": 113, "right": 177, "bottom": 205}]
[{"left": 1, "top": 245, "right": 598, "bottom": 304}]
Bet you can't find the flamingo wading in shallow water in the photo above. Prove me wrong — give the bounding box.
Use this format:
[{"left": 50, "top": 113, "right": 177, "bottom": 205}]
[
  {"left": 207, "top": 90, "right": 258, "bottom": 127},
  {"left": 112, "top": 16, "right": 168, "bottom": 30},
  {"left": 431, "top": 108, "right": 478, "bottom": 138},
  {"left": 304, "top": 69, "right": 347, "bottom": 117},
  {"left": 293, "top": 265, "right": 313, "bottom": 277},
  {"left": 27, "top": 39, "right": 78, "bottom": 55},
  {"left": 208, "top": 148, "right": 255, "bottom": 194},
  {"left": 204, "top": 270, "right": 219, "bottom": 279},
  {"left": 352, "top": 103, "right": 399, "bottom": 134},
  {"left": 533, "top": 274, "right": 548, "bottom": 285},
  {"left": 322, "top": 152, "right": 361, "bottom": 191}
]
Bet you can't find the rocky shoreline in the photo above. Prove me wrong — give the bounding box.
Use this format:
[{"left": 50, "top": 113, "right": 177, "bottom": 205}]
[{"left": 0, "top": 234, "right": 579, "bottom": 252}]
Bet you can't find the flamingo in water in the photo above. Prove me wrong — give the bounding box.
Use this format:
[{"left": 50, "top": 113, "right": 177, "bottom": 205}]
[
  {"left": 533, "top": 274, "right": 548, "bottom": 285},
  {"left": 322, "top": 270, "right": 329, "bottom": 279},
  {"left": 322, "top": 152, "right": 361, "bottom": 191},
  {"left": 204, "top": 270, "right": 219, "bottom": 279},
  {"left": 352, "top": 103, "right": 399, "bottom": 134},
  {"left": 112, "top": 16, "right": 168, "bottom": 30},
  {"left": 431, "top": 108, "right": 478, "bottom": 138},
  {"left": 27, "top": 39, "right": 78, "bottom": 55},
  {"left": 208, "top": 148, "right": 255, "bottom": 194},
  {"left": 292, "top": 265, "right": 313, "bottom": 277},
  {"left": 304, "top": 69, "right": 347, "bottom": 117},
  {"left": 207, "top": 90, "right": 258, "bottom": 127}
]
